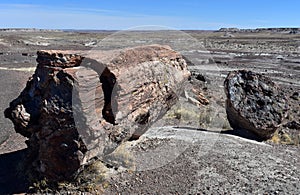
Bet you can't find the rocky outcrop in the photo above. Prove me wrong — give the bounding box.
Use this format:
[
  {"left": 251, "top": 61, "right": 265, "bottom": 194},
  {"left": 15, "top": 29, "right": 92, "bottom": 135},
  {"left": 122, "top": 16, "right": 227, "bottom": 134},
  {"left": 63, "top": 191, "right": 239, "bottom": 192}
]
[
  {"left": 218, "top": 27, "right": 300, "bottom": 34},
  {"left": 224, "top": 70, "right": 288, "bottom": 139},
  {"left": 219, "top": 28, "right": 240, "bottom": 32},
  {"left": 4, "top": 45, "right": 190, "bottom": 181}
]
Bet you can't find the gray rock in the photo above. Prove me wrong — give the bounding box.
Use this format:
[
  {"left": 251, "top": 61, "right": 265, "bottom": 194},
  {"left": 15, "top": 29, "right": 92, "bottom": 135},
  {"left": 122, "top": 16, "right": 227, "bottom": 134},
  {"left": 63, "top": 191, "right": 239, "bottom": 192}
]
[
  {"left": 224, "top": 70, "right": 288, "bottom": 139},
  {"left": 290, "top": 91, "right": 299, "bottom": 100}
]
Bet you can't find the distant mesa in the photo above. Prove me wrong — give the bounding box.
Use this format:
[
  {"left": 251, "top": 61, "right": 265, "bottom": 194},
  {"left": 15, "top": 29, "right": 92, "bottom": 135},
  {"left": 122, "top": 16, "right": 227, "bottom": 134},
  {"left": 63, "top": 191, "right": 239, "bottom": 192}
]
[
  {"left": 218, "top": 27, "right": 300, "bottom": 34},
  {"left": 219, "top": 28, "right": 240, "bottom": 32},
  {"left": 0, "top": 28, "right": 61, "bottom": 32}
]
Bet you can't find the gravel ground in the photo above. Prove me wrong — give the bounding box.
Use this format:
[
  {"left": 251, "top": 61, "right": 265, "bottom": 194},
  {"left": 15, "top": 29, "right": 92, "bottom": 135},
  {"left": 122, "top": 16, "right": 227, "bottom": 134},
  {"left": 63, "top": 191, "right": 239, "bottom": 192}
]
[
  {"left": 104, "top": 127, "right": 300, "bottom": 194},
  {"left": 0, "top": 69, "right": 31, "bottom": 153}
]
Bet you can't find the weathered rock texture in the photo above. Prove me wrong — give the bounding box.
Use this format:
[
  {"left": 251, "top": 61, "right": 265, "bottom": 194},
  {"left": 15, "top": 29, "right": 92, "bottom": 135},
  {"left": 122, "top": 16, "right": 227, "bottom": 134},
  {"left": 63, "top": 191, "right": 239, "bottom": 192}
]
[
  {"left": 4, "top": 45, "right": 190, "bottom": 181},
  {"left": 224, "top": 70, "right": 288, "bottom": 139}
]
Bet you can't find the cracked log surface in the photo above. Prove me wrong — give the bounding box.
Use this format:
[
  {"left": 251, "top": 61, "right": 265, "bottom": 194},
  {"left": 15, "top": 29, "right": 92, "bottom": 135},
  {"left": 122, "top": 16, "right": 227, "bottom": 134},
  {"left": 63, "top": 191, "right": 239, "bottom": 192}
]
[
  {"left": 4, "top": 44, "right": 190, "bottom": 181},
  {"left": 224, "top": 70, "right": 288, "bottom": 139}
]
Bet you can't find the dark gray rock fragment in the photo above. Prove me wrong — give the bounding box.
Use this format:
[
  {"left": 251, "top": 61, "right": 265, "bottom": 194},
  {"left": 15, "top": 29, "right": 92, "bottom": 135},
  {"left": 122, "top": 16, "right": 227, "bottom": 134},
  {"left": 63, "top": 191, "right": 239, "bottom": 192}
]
[{"left": 224, "top": 70, "right": 288, "bottom": 139}]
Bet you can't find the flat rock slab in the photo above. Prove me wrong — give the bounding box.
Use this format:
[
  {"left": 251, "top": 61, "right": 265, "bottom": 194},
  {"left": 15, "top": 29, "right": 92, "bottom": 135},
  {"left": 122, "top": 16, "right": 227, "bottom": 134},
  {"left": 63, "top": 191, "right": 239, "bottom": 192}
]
[
  {"left": 224, "top": 70, "right": 288, "bottom": 139},
  {"left": 103, "top": 126, "right": 300, "bottom": 194}
]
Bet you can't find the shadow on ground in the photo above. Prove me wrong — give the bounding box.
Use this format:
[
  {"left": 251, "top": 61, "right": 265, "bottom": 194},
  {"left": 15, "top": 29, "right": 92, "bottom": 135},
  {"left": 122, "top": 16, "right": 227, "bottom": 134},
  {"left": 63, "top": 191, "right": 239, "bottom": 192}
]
[
  {"left": 174, "top": 126, "right": 264, "bottom": 142},
  {"left": 0, "top": 149, "right": 29, "bottom": 194},
  {"left": 221, "top": 128, "right": 264, "bottom": 142}
]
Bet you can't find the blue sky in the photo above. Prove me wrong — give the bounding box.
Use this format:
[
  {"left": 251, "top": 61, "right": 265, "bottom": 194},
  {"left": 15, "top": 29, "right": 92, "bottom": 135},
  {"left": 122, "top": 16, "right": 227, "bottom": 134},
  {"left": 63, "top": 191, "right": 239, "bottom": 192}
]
[{"left": 0, "top": 0, "right": 299, "bottom": 30}]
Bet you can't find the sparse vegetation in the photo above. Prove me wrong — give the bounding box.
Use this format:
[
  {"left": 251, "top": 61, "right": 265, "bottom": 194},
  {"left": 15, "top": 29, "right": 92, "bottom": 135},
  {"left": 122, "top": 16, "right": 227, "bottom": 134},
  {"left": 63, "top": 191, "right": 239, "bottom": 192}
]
[
  {"left": 222, "top": 120, "right": 231, "bottom": 130},
  {"left": 29, "top": 178, "right": 53, "bottom": 193},
  {"left": 28, "top": 160, "right": 111, "bottom": 194},
  {"left": 269, "top": 129, "right": 299, "bottom": 145},
  {"left": 166, "top": 103, "right": 230, "bottom": 130},
  {"left": 167, "top": 107, "right": 199, "bottom": 122}
]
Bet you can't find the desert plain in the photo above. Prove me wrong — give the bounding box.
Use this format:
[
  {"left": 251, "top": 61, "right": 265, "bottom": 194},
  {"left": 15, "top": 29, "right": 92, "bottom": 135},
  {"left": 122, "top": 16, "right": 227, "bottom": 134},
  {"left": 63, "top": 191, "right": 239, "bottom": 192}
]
[{"left": 0, "top": 28, "right": 299, "bottom": 194}]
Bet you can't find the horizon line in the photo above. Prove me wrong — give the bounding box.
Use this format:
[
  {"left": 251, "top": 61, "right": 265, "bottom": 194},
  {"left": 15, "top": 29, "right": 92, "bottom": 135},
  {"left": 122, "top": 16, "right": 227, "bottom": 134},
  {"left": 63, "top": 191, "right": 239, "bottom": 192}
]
[{"left": 0, "top": 27, "right": 300, "bottom": 32}]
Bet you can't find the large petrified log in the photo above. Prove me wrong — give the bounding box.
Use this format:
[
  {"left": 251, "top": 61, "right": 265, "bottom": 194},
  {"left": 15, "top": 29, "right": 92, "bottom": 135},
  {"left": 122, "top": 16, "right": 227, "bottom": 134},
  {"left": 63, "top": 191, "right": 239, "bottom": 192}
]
[
  {"left": 224, "top": 70, "right": 288, "bottom": 139},
  {"left": 4, "top": 45, "right": 190, "bottom": 181}
]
